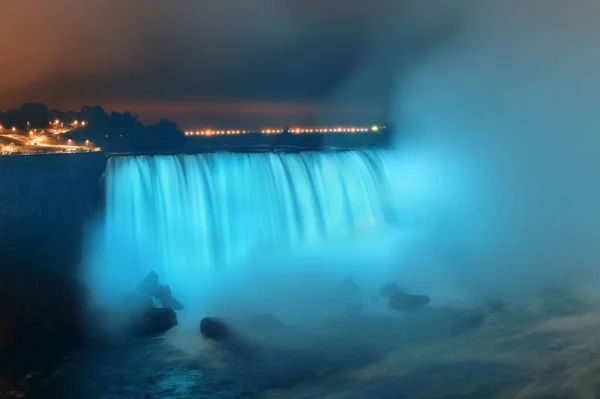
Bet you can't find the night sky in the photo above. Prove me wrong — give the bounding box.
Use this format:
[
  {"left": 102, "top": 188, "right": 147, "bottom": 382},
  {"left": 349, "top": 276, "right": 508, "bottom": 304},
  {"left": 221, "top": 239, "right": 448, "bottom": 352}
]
[{"left": 0, "top": 0, "right": 458, "bottom": 128}]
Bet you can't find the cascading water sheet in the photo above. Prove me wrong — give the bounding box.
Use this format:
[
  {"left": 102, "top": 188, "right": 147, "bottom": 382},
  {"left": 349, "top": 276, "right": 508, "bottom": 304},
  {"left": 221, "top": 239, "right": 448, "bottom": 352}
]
[{"left": 87, "top": 150, "right": 394, "bottom": 293}]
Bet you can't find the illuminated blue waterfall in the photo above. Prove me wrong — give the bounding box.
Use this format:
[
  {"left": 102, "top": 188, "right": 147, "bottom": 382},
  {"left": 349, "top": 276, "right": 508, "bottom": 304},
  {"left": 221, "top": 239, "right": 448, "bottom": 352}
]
[{"left": 86, "top": 150, "right": 394, "bottom": 301}]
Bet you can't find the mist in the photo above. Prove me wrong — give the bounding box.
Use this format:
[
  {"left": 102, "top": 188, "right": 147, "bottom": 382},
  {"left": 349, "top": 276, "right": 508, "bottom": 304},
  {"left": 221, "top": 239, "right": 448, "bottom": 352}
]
[{"left": 384, "top": 0, "right": 600, "bottom": 300}]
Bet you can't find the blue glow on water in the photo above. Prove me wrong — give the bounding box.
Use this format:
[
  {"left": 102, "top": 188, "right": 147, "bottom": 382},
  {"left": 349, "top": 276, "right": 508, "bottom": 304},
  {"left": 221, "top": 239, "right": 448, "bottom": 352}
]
[{"left": 84, "top": 150, "right": 404, "bottom": 322}]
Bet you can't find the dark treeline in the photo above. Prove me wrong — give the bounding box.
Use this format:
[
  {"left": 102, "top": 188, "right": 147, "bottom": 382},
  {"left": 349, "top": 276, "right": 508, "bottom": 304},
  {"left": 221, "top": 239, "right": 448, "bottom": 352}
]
[{"left": 0, "top": 103, "right": 186, "bottom": 152}]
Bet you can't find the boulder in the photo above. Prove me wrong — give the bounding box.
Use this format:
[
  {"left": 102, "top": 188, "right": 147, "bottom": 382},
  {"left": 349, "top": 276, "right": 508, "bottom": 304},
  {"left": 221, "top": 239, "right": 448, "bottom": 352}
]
[
  {"left": 152, "top": 285, "right": 184, "bottom": 311},
  {"left": 131, "top": 307, "right": 177, "bottom": 336},
  {"left": 388, "top": 292, "right": 431, "bottom": 311},
  {"left": 200, "top": 317, "right": 232, "bottom": 342},
  {"left": 126, "top": 292, "right": 154, "bottom": 313},
  {"left": 137, "top": 271, "right": 159, "bottom": 295},
  {"left": 136, "top": 272, "right": 184, "bottom": 311},
  {"left": 380, "top": 282, "right": 403, "bottom": 299}
]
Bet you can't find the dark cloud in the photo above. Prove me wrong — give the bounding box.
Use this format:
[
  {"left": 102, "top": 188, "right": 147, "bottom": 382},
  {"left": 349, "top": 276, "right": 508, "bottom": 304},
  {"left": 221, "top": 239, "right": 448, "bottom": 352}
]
[{"left": 0, "top": 0, "right": 462, "bottom": 126}]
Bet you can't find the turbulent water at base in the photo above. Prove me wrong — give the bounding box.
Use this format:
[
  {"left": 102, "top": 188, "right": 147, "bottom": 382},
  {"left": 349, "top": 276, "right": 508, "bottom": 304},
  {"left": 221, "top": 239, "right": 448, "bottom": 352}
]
[{"left": 86, "top": 150, "right": 394, "bottom": 297}]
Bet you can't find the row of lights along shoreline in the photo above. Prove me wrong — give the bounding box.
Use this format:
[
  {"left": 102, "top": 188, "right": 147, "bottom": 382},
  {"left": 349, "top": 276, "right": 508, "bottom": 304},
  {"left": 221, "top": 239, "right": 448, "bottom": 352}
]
[
  {"left": 0, "top": 119, "right": 87, "bottom": 133},
  {"left": 184, "top": 125, "right": 382, "bottom": 136}
]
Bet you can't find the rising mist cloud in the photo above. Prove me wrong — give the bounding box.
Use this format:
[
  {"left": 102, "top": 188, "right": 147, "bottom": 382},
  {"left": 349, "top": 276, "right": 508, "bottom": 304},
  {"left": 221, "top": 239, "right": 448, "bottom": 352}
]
[{"left": 387, "top": 0, "right": 600, "bottom": 298}]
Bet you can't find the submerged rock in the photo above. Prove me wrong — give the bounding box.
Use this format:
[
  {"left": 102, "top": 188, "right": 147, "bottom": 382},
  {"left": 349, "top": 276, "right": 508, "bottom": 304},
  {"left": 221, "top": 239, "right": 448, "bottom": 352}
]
[
  {"left": 152, "top": 285, "right": 184, "bottom": 311},
  {"left": 137, "top": 271, "right": 159, "bottom": 295},
  {"left": 200, "top": 317, "right": 232, "bottom": 342},
  {"left": 380, "top": 282, "right": 403, "bottom": 299},
  {"left": 136, "top": 272, "right": 184, "bottom": 311},
  {"left": 126, "top": 292, "right": 155, "bottom": 313},
  {"left": 132, "top": 307, "right": 177, "bottom": 336},
  {"left": 388, "top": 293, "right": 431, "bottom": 311}
]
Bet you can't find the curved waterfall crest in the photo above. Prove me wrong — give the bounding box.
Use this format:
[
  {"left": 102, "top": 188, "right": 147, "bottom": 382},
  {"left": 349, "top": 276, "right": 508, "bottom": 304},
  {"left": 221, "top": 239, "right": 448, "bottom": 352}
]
[{"left": 91, "top": 150, "right": 394, "bottom": 284}]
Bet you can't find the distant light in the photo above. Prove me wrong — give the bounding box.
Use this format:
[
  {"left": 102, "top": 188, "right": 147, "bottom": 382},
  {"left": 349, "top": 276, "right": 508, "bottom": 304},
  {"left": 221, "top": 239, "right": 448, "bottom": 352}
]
[
  {"left": 81, "top": 121, "right": 87, "bottom": 126},
  {"left": 371, "top": 125, "right": 379, "bottom": 132},
  {"left": 12, "top": 127, "right": 16, "bottom": 131}
]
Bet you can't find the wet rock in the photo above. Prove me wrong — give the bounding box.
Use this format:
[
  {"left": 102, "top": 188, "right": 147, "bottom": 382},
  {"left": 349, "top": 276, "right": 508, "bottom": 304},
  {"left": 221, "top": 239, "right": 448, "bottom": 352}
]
[
  {"left": 132, "top": 307, "right": 177, "bottom": 336},
  {"left": 248, "top": 314, "right": 285, "bottom": 331},
  {"left": 136, "top": 272, "right": 184, "bottom": 311},
  {"left": 388, "top": 293, "right": 431, "bottom": 312},
  {"left": 137, "top": 271, "right": 159, "bottom": 295},
  {"left": 151, "top": 285, "right": 184, "bottom": 311},
  {"left": 380, "top": 282, "right": 403, "bottom": 299},
  {"left": 200, "top": 318, "right": 260, "bottom": 358},
  {"left": 200, "top": 317, "right": 232, "bottom": 342},
  {"left": 126, "top": 292, "right": 154, "bottom": 312}
]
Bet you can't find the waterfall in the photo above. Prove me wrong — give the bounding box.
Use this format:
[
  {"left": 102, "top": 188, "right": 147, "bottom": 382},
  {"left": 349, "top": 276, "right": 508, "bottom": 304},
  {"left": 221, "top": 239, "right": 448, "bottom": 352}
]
[{"left": 85, "top": 150, "right": 395, "bottom": 304}]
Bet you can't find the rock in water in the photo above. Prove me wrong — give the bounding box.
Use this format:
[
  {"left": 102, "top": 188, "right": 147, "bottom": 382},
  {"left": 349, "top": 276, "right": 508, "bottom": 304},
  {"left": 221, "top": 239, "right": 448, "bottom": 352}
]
[
  {"left": 152, "top": 285, "right": 184, "bottom": 311},
  {"left": 380, "top": 282, "right": 403, "bottom": 299},
  {"left": 200, "top": 317, "right": 231, "bottom": 341},
  {"left": 137, "top": 272, "right": 185, "bottom": 311},
  {"left": 388, "top": 293, "right": 431, "bottom": 311},
  {"left": 126, "top": 292, "right": 154, "bottom": 313},
  {"left": 132, "top": 307, "right": 177, "bottom": 336},
  {"left": 137, "top": 271, "right": 159, "bottom": 295}
]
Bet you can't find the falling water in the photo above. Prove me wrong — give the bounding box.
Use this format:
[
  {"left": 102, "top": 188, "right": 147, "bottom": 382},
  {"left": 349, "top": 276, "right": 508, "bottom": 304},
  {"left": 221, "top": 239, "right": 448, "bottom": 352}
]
[{"left": 85, "top": 150, "right": 396, "bottom": 310}]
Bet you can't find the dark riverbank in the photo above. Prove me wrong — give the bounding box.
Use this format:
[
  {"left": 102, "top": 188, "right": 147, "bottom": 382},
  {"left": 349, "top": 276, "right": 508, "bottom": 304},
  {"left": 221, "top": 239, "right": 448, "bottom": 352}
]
[{"left": 13, "top": 297, "right": 600, "bottom": 399}]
